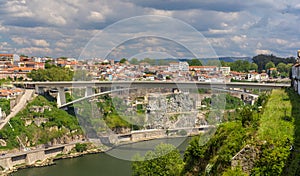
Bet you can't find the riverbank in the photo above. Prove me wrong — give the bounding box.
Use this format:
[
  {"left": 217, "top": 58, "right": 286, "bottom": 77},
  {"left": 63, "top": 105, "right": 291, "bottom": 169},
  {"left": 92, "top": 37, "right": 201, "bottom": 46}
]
[
  {"left": 5, "top": 133, "right": 200, "bottom": 176},
  {"left": 2, "top": 143, "right": 103, "bottom": 176},
  {"left": 12, "top": 136, "right": 194, "bottom": 176}
]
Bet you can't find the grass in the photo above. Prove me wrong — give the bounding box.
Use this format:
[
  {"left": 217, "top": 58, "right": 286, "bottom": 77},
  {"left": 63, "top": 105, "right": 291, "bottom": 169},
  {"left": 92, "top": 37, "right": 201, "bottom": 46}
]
[
  {"left": 257, "top": 89, "right": 294, "bottom": 142},
  {"left": 252, "top": 88, "right": 297, "bottom": 175},
  {"left": 282, "top": 88, "right": 300, "bottom": 175}
]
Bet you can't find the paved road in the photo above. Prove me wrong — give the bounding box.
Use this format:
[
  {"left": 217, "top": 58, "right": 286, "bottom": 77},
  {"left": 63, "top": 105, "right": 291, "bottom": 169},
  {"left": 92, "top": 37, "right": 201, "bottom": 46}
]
[
  {"left": 0, "top": 89, "right": 34, "bottom": 130},
  {"left": 0, "top": 140, "right": 84, "bottom": 158},
  {"left": 14, "top": 81, "right": 290, "bottom": 90}
]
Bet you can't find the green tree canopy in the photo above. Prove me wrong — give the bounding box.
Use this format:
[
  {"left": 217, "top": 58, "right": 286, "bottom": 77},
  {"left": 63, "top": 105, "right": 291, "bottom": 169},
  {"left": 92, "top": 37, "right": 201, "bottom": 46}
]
[
  {"left": 252, "top": 54, "right": 295, "bottom": 72},
  {"left": 265, "top": 61, "right": 275, "bottom": 70},
  {"left": 0, "top": 99, "right": 10, "bottom": 115},
  {"left": 188, "top": 58, "right": 202, "bottom": 66},
  {"left": 27, "top": 66, "right": 73, "bottom": 81},
  {"left": 250, "top": 63, "right": 258, "bottom": 71},
  {"left": 227, "top": 60, "right": 253, "bottom": 72},
  {"left": 140, "top": 58, "right": 155, "bottom": 65},
  {"left": 206, "top": 60, "right": 222, "bottom": 67},
  {"left": 132, "top": 143, "right": 184, "bottom": 176},
  {"left": 276, "top": 62, "right": 287, "bottom": 73},
  {"left": 73, "top": 70, "right": 92, "bottom": 81},
  {"left": 129, "top": 58, "right": 139, "bottom": 65},
  {"left": 120, "top": 58, "right": 127, "bottom": 64}
]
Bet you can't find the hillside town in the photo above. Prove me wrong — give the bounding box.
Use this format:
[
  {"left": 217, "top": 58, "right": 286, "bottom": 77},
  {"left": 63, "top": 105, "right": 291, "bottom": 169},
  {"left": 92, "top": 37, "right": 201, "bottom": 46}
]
[{"left": 0, "top": 53, "right": 291, "bottom": 84}]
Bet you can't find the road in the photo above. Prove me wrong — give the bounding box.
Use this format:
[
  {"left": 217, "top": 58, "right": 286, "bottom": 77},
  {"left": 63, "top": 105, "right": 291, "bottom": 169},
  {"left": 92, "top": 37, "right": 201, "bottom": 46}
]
[
  {"left": 14, "top": 81, "right": 290, "bottom": 90},
  {"left": 0, "top": 89, "right": 34, "bottom": 130},
  {"left": 0, "top": 140, "right": 84, "bottom": 159}
]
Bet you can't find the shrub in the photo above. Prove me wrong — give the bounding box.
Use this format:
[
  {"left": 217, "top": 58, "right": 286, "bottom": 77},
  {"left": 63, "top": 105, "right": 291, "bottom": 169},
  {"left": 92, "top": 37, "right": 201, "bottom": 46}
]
[{"left": 75, "top": 143, "right": 88, "bottom": 152}]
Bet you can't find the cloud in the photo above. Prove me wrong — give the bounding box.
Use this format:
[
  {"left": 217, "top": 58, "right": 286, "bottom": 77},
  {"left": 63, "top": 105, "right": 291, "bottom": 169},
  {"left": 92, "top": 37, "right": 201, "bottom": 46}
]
[
  {"left": 11, "top": 37, "right": 30, "bottom": 45},
  {"left": 31, "top": 39, "right": 50, "bottom": 47},
  {"left": 88, "top": 11, "right": 105, "bottom": 22},
  {"left": 148, "top": 9, "right": 173, "bottom": 16},
  {"left": 208, "top": 29, "right": 234, "bottom": 34},
  {"left": 0, "top": 0, "right": 299, "bottom": 58},
  {"left": 125, "top": 0, "right": 287, "bottom": 14},
  {"left": 256, "top": 49, "right": 272, "bottom": 55},
  {"left": 17, "top": 47, "right": 52, "bottom": 56}
]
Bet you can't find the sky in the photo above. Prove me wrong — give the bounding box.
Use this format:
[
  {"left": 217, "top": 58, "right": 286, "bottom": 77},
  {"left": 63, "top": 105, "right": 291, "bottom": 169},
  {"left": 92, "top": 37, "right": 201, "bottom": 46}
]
[{"left": 0, "top": 0, "right": 300, "bottom": 59}]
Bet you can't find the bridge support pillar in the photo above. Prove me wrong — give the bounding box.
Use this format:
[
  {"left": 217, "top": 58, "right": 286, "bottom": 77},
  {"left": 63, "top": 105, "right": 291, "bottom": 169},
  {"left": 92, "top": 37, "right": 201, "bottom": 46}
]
[
  {"left": 35, "top": 86, "right": 44, "bottom": 95},
  {"left": 85, "top": 86, "right": 93, "bottom": 97},
  {"left": 57, "top": 87, "right": 66, "bottom": 107}
]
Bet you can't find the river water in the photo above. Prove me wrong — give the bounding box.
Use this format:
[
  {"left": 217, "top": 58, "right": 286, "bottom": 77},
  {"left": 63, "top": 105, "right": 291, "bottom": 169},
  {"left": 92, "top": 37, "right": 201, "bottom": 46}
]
[{"left": 11, "top": 137, "right": 193, "bottom": 176}]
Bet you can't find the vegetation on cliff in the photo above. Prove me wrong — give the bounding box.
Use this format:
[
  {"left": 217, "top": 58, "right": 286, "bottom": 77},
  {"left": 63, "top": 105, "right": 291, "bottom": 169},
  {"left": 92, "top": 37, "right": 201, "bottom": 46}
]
[
  {"left": 132, "top": 143, "right": 184, "bottom": 176},
  {"left": 0, "top": 98, "right": 10, "bottom": 115},
  {"left": 73, "top": 93, "right": 142, "bottom": 136},
  {"left": 131, "top": 90, "right": 272, "bottom": 175},
  {"left": 201, "top": 93, "right": 243, "bottom": 110},
  {"left": 183, "top": 88, "right": 300, "bottom": 175},
  {"left": 0, "top": 96, "right": 82, "bottom": 150}
]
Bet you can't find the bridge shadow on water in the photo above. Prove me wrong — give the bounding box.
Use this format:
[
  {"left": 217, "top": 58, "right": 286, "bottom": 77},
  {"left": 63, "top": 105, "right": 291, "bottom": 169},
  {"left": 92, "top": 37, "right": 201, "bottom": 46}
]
[{"left": 282, "top": 88, "right": 300, "bottom": 175}]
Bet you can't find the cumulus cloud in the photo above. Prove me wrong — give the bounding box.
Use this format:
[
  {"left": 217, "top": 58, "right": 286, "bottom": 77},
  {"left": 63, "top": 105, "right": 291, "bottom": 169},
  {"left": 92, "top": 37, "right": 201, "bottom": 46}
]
[
  {"left": 31, "top": 39, "right": 50, "bottom": 47},
  {"left": 256, "top": 49, "right": 272, "bottom": 55},
  {"left": 11, "top": 37, "right": 29, "bottom": 45},
  {"left": 88, "top": 11, "right": 105, "bottom": 22},
  {"left": 0, "top": 0, "right": 298, "bottom": 58}
]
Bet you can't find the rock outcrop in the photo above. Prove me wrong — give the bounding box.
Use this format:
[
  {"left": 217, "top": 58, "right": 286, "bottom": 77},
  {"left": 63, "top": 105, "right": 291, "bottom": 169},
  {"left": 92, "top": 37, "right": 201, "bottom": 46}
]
[{"left": 231, "top": 145, "right": 260, "bottom": 174}]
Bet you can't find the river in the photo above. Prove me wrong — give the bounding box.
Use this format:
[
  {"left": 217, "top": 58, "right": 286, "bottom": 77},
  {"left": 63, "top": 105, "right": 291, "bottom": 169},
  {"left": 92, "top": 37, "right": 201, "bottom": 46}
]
[{"left": 11, "top": 137, "right": 193, "bottom": 176}]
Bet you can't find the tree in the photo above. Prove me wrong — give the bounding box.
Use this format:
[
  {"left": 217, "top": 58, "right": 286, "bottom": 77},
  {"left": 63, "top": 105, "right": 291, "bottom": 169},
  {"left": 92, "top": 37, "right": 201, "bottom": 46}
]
[
  {"left": 130, "top": 58, "right": 139, "bottom": 65},
  {"left": 250, "top": 63, "right": 258, "bottom": 71},
  {"left": 226, "top": 60, "right": 252, "bottom": 72},
  {"left": 221, "top": 60, "right": 228, "bottom": 67},
  {"left": 206, "top": 60, "right": 221, "bottom": 67},
  {"left": 27, "top": 67, "right": 73, "bottom": 81},
  {"left": 188, "top": 58, "right": 202, "bottom": 66},
  {"left": 59, "top": 57, "right": 68, "bottom": 60},
  {"left": 252, "top": 54, "right": 295, "bottom": 72},
  {"left": 132, "top": 143, "right": 184, "bottom": 176},
  {"left": 239, "top": 106, "right": 253, "bottom": 127},
  {"left": 75, "top": 143, "right": 88, "bottom": 152},
  {"left": 223, "top": 167, "right": 248, "bottom": 176},
  {"left": 276, "top": 62, "right": 287, "bottom": 73},
  {"left": 265, "top": 61, "right": 275, "bottom": 70},
  {"left": 120, "top": 58, "right": 127, "bottom": 64},
  {"left": 0, "top": 99, "right": 10, "bottom": 115},
  {"left": 141, "top": 58, "right": 155, "bottom": 65},
  {"left": 271, "top": 70, "right": 278, "bottom": 78},
  {"left": 73, "top": 70, "right": 92, "bottom": 81},
  {"left": 20, "top": 54, "right": 28, "bottom": 57}
]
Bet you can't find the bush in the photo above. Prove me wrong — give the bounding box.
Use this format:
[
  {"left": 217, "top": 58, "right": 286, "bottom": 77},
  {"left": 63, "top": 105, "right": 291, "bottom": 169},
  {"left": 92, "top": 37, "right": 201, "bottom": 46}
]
[
  {"left": 239, "top": 105, "right": 253, "bottom": 127},
  {"left": 75, "top": 143, "right": 88, "bottom": 152},
  {"left": 132, "top": 143, "right": 184, "bottom": 176},
  {"left": 0, "top": 98, "right": 10, "bottom": 115}
]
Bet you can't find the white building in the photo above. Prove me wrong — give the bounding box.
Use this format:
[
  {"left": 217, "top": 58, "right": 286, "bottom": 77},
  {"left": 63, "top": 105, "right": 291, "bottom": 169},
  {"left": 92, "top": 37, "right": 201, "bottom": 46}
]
[
  {"left": 169, "top": 62, "right": 189, "bottom": 72},
  {"left": 220, "top": 67, "right": 231, "bottom": 75}
]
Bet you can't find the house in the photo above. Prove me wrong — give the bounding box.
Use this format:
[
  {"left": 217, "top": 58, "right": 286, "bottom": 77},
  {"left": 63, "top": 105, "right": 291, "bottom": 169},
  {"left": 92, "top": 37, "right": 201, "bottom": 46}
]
[
  {"left": 267, "top": 67, "right": 277, "bottom": 77},
  {"left": 168, "top": 62, "right": 179, "bottom": 72},
  {"left": 29, "top": 105, "right": 51, "bottom": 113},
  {"left": 220, "top": 67, "right": 231, "bottom": 75},
  {"left": 0, "top": 54, "right": 19, "bottom": 65},
  {"left": 247, "top": 72, "right": 260, "bottom": 81},
  {"left": 169, "top": 62, "right": 189, "bottom": 72},
  {"left": 189, "top": 66, "right": 219, "bottom": 73},
  {"left": 260, "top": 73, "right": 269, "bottom": 81}
]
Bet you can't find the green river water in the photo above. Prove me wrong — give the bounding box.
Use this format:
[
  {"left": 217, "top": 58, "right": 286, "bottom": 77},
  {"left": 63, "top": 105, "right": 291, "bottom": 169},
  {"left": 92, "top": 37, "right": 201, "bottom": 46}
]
[{"left": 11, "top": 137, "right": 192, "bottom": 176}]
